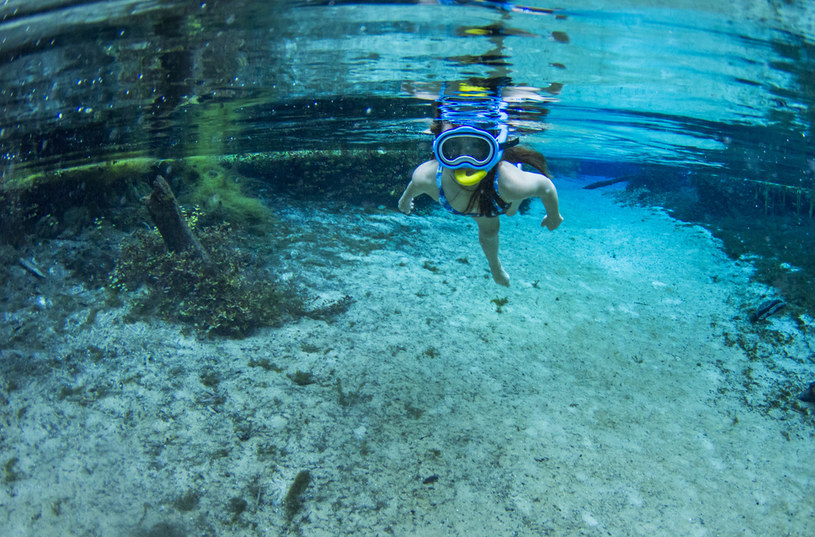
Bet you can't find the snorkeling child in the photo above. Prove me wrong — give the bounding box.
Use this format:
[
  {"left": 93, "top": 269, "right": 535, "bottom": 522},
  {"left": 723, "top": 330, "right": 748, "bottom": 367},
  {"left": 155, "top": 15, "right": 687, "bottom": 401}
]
[{"left": 398, "top": 121, "right": 563, "bottom": 287}]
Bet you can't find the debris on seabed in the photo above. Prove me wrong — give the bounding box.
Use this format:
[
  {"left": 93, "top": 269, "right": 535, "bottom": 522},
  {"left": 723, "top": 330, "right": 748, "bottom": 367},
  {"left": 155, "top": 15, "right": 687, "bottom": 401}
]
[{"left": 18, "top": 257, "right": 46, "bottom": 279}]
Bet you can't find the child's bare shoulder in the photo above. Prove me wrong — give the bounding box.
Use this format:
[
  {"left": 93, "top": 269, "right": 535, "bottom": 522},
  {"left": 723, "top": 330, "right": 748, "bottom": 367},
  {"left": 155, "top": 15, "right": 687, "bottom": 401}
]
[{"left": 412, "top": 160, "right": 438, "bottom": 183}]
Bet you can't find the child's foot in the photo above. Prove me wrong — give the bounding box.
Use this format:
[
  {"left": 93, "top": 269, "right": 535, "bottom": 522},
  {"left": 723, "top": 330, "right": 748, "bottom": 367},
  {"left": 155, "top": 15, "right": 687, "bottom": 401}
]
[{"left": 491, "top": 265, "right": 511, "bottom": 287}]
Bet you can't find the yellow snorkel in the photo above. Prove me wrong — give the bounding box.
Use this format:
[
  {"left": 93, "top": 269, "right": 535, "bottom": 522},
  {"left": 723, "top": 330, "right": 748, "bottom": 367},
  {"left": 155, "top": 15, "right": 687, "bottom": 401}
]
[{"left": 454, "top": 168, "right": 488, "bottom": 186}]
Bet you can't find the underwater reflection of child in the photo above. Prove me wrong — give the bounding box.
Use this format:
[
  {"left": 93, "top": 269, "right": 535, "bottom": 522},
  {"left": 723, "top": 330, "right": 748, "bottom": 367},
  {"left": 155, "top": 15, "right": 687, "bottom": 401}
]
[{"left": 398, "top": 121, "right": 563, "bottom": 287}]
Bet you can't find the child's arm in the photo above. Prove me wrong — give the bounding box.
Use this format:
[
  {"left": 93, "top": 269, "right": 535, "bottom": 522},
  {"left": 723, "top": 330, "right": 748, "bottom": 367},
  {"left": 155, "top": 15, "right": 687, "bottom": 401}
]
[
  {"left": 499, "top": 164, "right": 564, "bottom": 230},
  {"left": 536, "top": 175, "right": 563, "bottom": 230},
  {"left": 398, "top": 180, "right": 421, "bottom": 214},
  {"left": 398, "top": 161, "right": 438, "bottom": 214}
]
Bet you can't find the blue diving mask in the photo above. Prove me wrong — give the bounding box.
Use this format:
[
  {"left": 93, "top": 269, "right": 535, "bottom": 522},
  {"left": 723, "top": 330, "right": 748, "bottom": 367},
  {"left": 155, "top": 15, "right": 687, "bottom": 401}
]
[{"left": 433, "top": 125, "right": 519, "bottom": 172}]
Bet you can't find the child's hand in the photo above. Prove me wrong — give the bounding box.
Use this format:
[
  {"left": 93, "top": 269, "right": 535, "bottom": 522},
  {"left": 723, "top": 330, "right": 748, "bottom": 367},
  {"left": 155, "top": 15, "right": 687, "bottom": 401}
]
[{"left": 398, "top": 196, "right": 413, "bottom": 215}]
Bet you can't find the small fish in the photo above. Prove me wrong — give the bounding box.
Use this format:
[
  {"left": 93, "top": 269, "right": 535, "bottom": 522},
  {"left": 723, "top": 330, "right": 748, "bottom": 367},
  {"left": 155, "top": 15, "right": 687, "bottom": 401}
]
[
  {"left": 749, "top": 298, "right": 785, "bottom": 323},
  {"left": 18, "top": 257, "right": 46, "bottom": 279}
]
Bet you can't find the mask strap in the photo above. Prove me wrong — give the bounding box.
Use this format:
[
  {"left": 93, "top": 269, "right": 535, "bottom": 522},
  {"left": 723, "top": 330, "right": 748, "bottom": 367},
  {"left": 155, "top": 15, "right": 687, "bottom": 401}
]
[{"left": 500, "top": 137, "right": 520, "bottom": 150}]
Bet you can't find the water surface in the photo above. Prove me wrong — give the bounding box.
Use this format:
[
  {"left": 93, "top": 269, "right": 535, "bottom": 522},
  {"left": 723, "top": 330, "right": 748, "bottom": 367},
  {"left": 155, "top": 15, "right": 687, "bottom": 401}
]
[{"left": 1, "top": 0, "right": 813, "bottom": 176}]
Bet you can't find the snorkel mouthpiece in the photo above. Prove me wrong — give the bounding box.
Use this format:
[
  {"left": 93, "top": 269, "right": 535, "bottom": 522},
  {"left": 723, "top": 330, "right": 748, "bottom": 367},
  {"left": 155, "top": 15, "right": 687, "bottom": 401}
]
[{"left": 454, "top": 168, "right": 487, "bottom": 186}]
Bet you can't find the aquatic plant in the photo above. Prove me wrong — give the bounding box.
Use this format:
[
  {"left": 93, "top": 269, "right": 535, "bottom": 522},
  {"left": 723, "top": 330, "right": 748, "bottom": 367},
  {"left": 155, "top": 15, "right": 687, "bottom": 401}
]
[
  {"left": 173, "top": 490, "right": 200, "bottom": 512},
  {"left": 422, "top": 260, "right": 440, "bottom": 273},
  {"left": 335, "top": 378, "right": 367, "bottom": 407},
  {"left": 248, "top": 357, "right": 282, "bottom": 372},
  {"left": 491, "top": 296, "right": 509, "bottom": 313},
  {"left": 289, "top": 370, "right": 316, "bottom": 386},
  {"left": 110, "top": 223, "right": 298, "bottom": 337},
  {"left": 423, "top": 346, "right": 440, "bottom": 359}
]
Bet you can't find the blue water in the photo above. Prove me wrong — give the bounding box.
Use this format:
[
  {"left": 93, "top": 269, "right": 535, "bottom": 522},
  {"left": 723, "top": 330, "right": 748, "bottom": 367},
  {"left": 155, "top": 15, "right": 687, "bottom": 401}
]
[
  {"left": 2, "top": 0, "right": 813, "bottom": 299},
  {"left": 1, "top": 1, "right": 814, "bottom": 535}
]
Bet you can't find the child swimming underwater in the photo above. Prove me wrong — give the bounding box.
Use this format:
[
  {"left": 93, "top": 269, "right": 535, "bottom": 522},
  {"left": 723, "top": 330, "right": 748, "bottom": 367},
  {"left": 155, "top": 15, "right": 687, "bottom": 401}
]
[{"left": 398, "top": 120, "right": 563, "bottom": 287}]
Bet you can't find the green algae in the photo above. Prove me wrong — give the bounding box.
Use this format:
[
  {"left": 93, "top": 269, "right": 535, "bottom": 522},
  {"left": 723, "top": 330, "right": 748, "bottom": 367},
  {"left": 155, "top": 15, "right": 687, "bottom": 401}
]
[
  {"left": 1, "top": 157, "right": 156, "bottom": 193},
  {"left": 184, "top": 157, "right": 272, "bottom": 227}
]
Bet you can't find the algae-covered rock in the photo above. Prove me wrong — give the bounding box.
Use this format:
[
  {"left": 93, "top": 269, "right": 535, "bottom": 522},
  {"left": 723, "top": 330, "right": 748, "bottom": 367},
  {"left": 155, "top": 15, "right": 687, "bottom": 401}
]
[
  {"left": 1, "top": 157, "right": 156, "bottom": 193},
  {"left": 223, "top": 147, "right": 427, "bottom": 205},
  {"left": 1, "top": 148, "right": 424, "bottom": 243}
]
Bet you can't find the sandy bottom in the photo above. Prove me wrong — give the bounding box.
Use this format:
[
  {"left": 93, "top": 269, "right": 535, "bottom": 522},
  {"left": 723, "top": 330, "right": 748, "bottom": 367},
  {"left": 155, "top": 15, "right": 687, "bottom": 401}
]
[{"left": 1, "top": 180, "right": 813, "bottom": 536}]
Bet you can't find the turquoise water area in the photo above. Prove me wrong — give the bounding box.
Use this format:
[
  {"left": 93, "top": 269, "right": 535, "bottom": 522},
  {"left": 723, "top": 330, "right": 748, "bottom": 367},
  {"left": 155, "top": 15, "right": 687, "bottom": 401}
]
[{"left": 1, "top": 1, "right": 814, "bottom": 535}]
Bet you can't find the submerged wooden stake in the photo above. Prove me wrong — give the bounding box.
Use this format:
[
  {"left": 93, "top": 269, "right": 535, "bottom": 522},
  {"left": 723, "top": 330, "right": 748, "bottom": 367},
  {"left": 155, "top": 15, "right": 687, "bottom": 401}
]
[
  {"left": 145, "top": 175, "right": 210, "bottom": 264},
  {"left": 764, "top": 186, "right": 768, "bottom": 216}
]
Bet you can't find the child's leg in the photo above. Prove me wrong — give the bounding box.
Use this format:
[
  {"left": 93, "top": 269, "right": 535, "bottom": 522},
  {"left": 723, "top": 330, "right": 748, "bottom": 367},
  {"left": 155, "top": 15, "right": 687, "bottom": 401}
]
[{"left": 476, "top": 217, "right": 510, "bottom": 287}]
